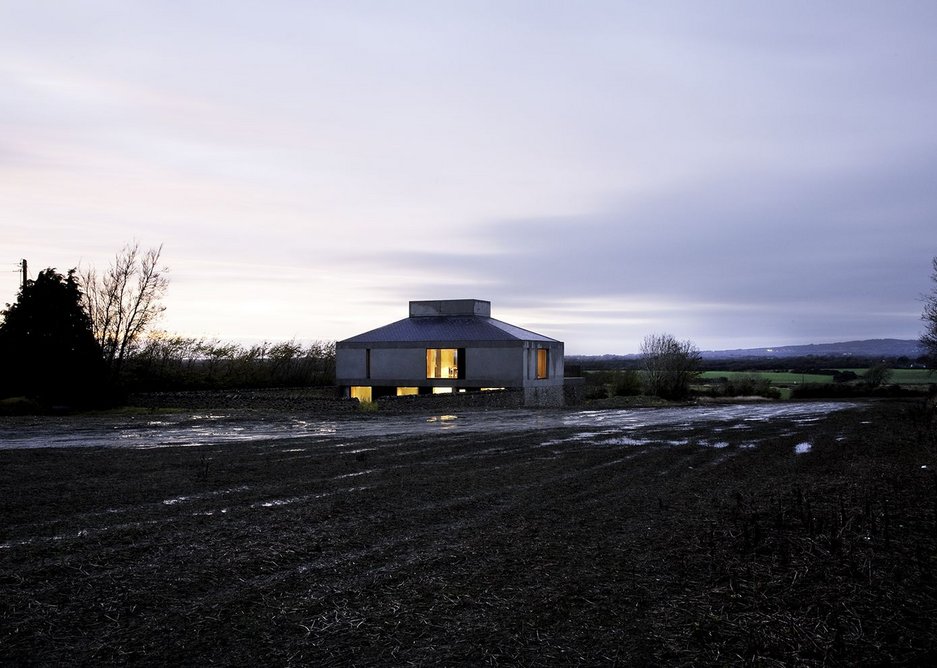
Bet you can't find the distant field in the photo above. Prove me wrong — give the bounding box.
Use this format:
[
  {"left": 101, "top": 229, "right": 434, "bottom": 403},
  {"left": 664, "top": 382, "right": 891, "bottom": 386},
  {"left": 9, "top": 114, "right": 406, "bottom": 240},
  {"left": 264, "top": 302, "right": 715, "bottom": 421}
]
[
  {"left": 699, "top": 371, "right": 834, "bottom": 384},
  {"left": 841, "top": 368, "right": 934, "bottom": 385},
  {"left": 700, "top": 369, "right": 934, "bottom": 385}
]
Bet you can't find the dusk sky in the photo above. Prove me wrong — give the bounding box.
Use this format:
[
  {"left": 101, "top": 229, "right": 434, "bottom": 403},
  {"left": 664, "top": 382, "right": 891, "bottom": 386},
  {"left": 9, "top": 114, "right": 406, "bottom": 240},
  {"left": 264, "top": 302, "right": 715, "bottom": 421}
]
[{"left": 2, "top": 1, "right": 935, "bottom": 354}]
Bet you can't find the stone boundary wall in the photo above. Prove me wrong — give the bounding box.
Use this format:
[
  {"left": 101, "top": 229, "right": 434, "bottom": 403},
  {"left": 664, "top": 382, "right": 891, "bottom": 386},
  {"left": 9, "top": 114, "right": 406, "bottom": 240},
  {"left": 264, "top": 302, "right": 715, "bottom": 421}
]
[
  {"left": 126, "top": 388, "right": 526, "bottom": 413},
  {"left": 376, "top": 389, "right": 525, "bottom": 413},
  {"left": 127, "top": 385, "right": 580, "bottom": 413},
  {"left": 127, "top": 389, "right": 358, "bottom": 413}
]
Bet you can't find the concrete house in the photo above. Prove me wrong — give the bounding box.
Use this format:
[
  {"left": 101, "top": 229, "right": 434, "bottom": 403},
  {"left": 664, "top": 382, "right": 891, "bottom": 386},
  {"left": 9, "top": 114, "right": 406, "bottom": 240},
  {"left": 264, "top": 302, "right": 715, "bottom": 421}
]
[{"left": 336, "top": 299, "right": 565, "bottom": 407}]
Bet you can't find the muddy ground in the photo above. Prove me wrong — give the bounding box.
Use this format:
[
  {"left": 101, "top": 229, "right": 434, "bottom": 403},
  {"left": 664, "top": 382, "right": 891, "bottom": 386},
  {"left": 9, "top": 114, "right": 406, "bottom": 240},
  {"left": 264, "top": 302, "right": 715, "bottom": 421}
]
[{"left": 2, "top": 400, "right": 937, "bottom": 665}]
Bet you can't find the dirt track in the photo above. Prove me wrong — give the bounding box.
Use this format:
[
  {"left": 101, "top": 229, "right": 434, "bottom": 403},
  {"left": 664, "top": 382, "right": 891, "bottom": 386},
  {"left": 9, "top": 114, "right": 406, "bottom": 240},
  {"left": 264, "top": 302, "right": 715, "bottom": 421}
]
[{"left": 2, "top": 400, "right": 937, "bottom": 665}]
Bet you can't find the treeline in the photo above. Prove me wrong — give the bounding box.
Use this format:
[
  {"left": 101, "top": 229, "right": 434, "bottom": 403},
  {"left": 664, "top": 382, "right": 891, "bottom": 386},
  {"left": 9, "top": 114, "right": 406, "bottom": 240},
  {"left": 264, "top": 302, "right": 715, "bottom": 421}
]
[
  {"left": 581, "top": 369, "right": 784, "bottom": 401},
  {"left": 571, "top": 354, "right": 929, "bottom": 374},
  {"left": 0, "top": 245, "right": 338, "bottom": 411},
  {"left": 122, "top": 335, "right": 335, "bottom": 392},
  {"left": 699, "top": 355, "right": 928, "bottom": 372}
]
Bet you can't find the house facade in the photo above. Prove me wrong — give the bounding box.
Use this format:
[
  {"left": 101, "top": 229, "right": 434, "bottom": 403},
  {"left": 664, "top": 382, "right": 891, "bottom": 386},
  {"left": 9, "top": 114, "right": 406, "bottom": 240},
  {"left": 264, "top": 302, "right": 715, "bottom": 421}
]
[{"left": 335, "top": 299, "right": 565, "bottom": 407}]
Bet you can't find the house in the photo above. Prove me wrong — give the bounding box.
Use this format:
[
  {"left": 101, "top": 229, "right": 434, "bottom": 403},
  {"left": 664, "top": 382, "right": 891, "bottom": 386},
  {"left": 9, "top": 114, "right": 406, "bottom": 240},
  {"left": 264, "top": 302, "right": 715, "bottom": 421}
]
[{"left": 335, "top": 299, "right": 565, "bottom": 407}]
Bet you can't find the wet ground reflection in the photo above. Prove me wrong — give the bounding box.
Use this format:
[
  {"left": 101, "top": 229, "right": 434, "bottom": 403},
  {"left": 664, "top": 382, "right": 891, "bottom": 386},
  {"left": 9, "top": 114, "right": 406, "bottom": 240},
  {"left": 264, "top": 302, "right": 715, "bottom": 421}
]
[{"left": 0, "top": 402, "right": 856, "bottom": 450}]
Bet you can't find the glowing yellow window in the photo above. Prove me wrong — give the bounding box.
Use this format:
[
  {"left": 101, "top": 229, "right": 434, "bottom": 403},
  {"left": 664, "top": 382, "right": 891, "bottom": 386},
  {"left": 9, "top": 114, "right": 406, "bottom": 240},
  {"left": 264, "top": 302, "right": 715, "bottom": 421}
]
[
  {"left": 396, "top": 387, "right": 419, "bottom": 396},
  {"left": 350, "top": 386, "right": 372, "bottom": 402},
  {"left": 537, "top": 349, "right": 549, "bottom": 379},
  {"left": 426, "top": 348, "right": 460, "bottom": 379}
]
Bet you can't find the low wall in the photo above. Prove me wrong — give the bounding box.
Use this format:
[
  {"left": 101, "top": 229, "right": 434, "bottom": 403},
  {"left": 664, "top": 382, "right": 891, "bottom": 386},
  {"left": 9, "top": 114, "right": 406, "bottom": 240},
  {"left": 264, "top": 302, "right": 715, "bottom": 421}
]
[
  {"left": 127, "top": 388, "right": 358, "bottom": 413},
  {"left": 523, "top": 385, "right": 565, "bottom": 408},
  {"left": 376, "top": 389, "right": 525, "bottom": 413},
  {"left": 563, "top": 377, "right": 586, "bottom": 406},
  {"left": 127, "top": 385, "right": 576, "bottom": 413}
]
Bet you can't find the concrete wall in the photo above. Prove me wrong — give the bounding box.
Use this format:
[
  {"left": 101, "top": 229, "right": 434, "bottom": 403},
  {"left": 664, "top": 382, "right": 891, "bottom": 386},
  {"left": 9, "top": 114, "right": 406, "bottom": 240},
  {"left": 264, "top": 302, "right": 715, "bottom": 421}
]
[
  {"left": 336, "top": 335, "right": 566, "bottom": 406},
  {"left": 337, "top": 343, "right": 527, "bottom": 387},
  {"left": 336, "top": 347, "right": 367, "bottom": 379},
  {"left": 409, "top": 299, "right": 491, "bottom": 317},
  {"left": 370, "top": 347, "right": 425, "bottom": 379},
  {"left": 336, "top": 341, "right": 566, "bottom": 405},
  {"left": 464, "top": 347, "right": 524, "bottom": 384},
  {"left": 522, "top": 342, "right": 565, "bottom": 388}
]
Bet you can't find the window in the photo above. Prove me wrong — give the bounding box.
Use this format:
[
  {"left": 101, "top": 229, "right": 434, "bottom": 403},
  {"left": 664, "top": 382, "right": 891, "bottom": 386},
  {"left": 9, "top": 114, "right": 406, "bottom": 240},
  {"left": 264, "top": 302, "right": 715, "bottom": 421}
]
[
  {"left": 365, "top": 349, "right": 371, "bottom": 379},
  {"left": 396, "top": 387, "right": 419, "bottom": 396},
  {"left": 350, "top": 386, "right": 372, "bottom": 402},
  {"left": 537, "top": 348, "right": 549, "bottom": 379},
  {"left": 426, "top": 348, "right": 464, "bottom": 379}
]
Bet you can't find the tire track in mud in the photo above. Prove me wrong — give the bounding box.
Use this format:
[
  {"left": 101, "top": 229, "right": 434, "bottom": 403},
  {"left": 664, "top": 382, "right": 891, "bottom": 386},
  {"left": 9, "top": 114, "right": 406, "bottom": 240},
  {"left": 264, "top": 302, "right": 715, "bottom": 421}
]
[
  {"left": 1, "top": 409, "right": 823, "bottom": 553},
  {"left": 28, "top": 428, "right": 643, "bottom": 627},
  {"left": 140, "top": 430, "right": 733, "bottom": 622},
  {"left": 4, "top": 403, "right": 889, "bottom": 666}
]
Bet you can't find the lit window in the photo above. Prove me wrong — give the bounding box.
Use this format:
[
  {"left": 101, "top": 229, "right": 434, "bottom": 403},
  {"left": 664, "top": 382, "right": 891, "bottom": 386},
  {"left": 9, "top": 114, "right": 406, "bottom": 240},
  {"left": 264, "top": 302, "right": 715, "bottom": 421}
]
[
  {"left": 396, "top": 387, "right": 419, "bottom": 396},
  {"left": 432, "top": 386, "right": 454, "bottom": 394},
  {"left": 537, "top": 349, "right": 549, "bottom": 379},
  {"left": 426, "top": 348, "right": 462, "bottom": 379},
  {"left": 350, "top": 386, "right": 372, "bottom": 402}
]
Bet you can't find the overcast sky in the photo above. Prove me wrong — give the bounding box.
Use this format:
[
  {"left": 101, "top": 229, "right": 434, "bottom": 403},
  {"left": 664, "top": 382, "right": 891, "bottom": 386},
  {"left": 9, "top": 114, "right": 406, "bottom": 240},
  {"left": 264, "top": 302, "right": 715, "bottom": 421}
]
[{"left": 2, "top": 1, "right": 935, "bottom": 354}]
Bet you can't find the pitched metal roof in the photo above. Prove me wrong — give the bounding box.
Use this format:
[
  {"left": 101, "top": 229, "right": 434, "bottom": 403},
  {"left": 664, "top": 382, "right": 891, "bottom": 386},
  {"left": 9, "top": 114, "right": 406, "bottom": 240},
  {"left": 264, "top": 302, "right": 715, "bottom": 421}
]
[{"left": 340, "top": 316, "right": 559, "bottom": 344}]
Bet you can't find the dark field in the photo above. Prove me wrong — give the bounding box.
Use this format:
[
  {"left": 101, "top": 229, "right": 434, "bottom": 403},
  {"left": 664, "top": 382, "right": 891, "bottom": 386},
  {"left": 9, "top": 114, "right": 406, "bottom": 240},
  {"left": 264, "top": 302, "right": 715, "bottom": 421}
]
[{"left": 2, "top": 401, "right": 937, "bottom": 665}]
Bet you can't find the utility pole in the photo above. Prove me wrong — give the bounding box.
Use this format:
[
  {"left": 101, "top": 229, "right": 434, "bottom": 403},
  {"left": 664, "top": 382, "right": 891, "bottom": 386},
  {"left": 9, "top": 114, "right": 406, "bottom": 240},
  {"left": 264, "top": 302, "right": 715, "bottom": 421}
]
[{"left": 21, "top": 259, "right": 27, "bottom": 289}]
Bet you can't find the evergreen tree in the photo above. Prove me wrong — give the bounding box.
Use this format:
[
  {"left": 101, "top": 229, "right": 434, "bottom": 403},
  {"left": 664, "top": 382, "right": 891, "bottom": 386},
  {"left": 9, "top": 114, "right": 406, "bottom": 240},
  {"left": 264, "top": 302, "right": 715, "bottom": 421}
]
[{"left": 0, "top": 268, "right": 107, "bottom": 406}]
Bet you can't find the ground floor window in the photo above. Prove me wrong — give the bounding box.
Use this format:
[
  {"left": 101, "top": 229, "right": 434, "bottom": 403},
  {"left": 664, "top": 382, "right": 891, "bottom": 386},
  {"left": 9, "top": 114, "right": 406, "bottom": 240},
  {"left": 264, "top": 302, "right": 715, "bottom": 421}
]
[
  {"left": 396, "top": 387, "right": 419, "bottom": 396},
  {"left": 350, "top": 386, "right": 372, "bottom": 402},
  {"left": 432, "top": 386, "right": 454, "bottom": 394},
  {"left": 426, "top": 348, "right": 464, "bottom": 379},
  {"left": 537, "top": 348, "right": 549, "bottom": 379}
]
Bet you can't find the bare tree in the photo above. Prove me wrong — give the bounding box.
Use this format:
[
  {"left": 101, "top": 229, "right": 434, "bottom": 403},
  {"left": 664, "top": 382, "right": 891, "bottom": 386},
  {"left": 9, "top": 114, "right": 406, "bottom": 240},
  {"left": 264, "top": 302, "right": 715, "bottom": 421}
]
[
  {"left": 923, "top": 256, "right": 937, "bottom": 369},
  {"left": 640, "top": 332, "right": 701, "bottom": 400},
  {"left": 82, "top": 243, "right": 169, "bottom": 377}
]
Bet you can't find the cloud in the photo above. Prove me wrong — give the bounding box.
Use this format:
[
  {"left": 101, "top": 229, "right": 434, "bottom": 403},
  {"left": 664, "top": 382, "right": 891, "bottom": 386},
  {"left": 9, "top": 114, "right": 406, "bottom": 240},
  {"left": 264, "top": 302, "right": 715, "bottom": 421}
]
[
  {"left": 363, "top": 151, "right": 936, "bottom": 351},
  {"left": 2, "top": 2, "right": 936, "bottom": 353}
]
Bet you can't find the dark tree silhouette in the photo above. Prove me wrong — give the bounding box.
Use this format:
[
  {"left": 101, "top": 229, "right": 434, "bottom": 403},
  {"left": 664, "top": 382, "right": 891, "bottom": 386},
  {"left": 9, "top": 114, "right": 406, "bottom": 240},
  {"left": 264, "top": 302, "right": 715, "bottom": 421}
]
[
  {"left": 0, "top": 268, "right": 107, "bottom": 405},
  {"left": 923, "top": 256, "right": 937, "bottom": 369}
]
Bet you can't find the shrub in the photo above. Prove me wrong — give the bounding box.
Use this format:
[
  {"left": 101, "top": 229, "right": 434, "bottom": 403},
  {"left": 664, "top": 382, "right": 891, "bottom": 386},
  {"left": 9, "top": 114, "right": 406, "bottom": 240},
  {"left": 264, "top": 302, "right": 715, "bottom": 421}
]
[
  {"left": 585, "top": 385, "right": 609, "bottom": 401},
  {"left": 612, "top": 370, "right": 642, "bottom": 396},
  {"left": 705, "top": 375, "right": 781, "bottom": 399},
  {"left": 833, "top": 370, "right": 858, "bottom": 383}
]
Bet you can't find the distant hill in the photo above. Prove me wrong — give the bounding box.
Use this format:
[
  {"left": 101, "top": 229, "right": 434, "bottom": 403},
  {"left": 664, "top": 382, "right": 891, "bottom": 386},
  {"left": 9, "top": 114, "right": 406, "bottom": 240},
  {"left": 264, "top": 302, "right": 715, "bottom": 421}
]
[
  {"left": 569, "top": 339, "right": 925, "bottom": 363},
  {"left": 699, "top": 339, "right": 925, "bottom": 360}
]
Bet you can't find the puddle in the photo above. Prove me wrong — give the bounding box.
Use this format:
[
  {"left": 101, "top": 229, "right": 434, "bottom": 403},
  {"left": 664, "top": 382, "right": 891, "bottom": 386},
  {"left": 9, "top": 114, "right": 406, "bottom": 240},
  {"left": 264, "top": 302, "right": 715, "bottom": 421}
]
[
  {"left": 251, "top": 485, "right": 372, "bottom": 509},
  {"left": 161, "top": 485, "right": 250, "bottom": 506},
  {"left": 0, "top": 402, "right": 858, "bottom": 450},
  {"left": 427, "top": 415, "right": 458, "bottom": 423}
]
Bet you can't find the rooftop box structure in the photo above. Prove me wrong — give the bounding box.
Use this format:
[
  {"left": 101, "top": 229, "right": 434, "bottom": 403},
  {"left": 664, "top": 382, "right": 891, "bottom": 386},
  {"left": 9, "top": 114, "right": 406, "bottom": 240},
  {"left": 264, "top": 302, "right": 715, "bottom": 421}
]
[{"left": 336, "top": 299, "right": 565, "bottom": 407}]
